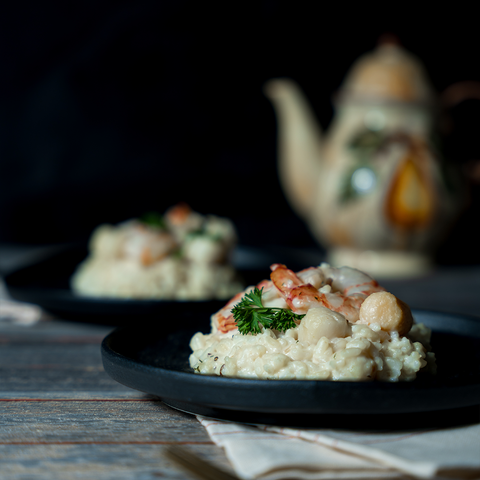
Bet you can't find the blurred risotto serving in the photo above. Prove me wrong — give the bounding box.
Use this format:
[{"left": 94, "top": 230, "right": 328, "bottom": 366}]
[
  {"left": 71, "top": 204, "right": 242, "bottom": 300},
  {"left": 189, "top": 263, "right": 436, "bottom": 381}
]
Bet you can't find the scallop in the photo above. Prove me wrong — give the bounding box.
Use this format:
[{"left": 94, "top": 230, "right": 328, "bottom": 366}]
[
  {"left": 297, "top": 306, "right": 348, "bottom": 345},
  {"left": 358, "top": 291, "right": 413, "bottom": 336}
]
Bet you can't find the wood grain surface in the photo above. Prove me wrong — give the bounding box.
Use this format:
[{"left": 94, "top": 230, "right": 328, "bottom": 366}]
[{"left": 0, "top": 318, "right": 235, "bottom": 479}]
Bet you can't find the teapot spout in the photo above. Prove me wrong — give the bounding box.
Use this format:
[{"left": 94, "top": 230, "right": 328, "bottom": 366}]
[{"left": 264, "top": 78, "right": 323, "bottom": 219}]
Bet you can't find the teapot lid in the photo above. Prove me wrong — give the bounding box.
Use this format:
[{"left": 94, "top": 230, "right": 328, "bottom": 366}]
[{"left": 338, "top": 36, "right": 435, "bottom": 105}]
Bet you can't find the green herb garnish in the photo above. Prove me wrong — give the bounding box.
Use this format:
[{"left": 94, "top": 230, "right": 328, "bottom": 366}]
[
  {"left": 140, "top": 212, "right": 167, "bottom": 230},
  {"left": 232, "top": 287, "right": 305, "bottom": 335},
  {"left": 185, "top": 228, "right": 222, "bottom": 242}
]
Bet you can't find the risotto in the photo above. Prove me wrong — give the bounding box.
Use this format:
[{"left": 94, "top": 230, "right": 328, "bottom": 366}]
[
  {"left": 71, "top": 203, "right": 243, "bottom": 300},
  {"left": 189, "top": 263, "right": 436, "bottom": 381}
]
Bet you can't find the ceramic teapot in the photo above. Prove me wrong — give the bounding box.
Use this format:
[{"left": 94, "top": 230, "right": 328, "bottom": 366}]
[{"left": 264, "top": 39, "right": 465, "bottom": 277}]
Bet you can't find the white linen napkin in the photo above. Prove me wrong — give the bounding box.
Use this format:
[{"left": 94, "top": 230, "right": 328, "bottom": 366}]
[
  {"left": 0, "top": 298, "right": 43, "bottom": 325},
  {"left": 0, "top": 279, "right": 43, "bottom": 325},
  {"left": 197, "top": 415, "right": 480, "bottom": 480}
]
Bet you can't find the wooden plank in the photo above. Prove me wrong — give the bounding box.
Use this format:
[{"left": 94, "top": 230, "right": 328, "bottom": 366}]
[
  {"left": 0, "top": 400, "right": 209, "bottom": 444},
  {"left": 0, "top": 319, "right": 130, "bottom": 397},
  {"left": 0, "top": 392, "right": 145, "bottom": 400},
  {"left": 0, "top": 343, "right": 133, "bottom": 395},
  {"left": 0, "top": 443, "right": 235, "bottom": 480},
  {"left": 0, "top": 317, "right": 113, "bottom": 340},
  {"left": 0, "top": 343, "right": 106, "bottom": 366}
]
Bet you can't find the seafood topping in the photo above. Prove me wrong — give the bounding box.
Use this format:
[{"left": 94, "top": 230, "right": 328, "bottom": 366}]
[
  {"left": 231, "top": 287, "right": 304, "bottom": 335},
  {"left": 190, "top": 262, "right": 436, "bottom": 382}
]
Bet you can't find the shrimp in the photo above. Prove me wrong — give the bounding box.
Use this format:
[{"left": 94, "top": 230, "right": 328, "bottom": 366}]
[
  {"left": 121, "top": 222, "right": 177, "bottom": 266},
  {"left": 165, "top": 202, "right": 192, "bottom": 226},
  {"left": 212, "top": 289, "right": 246, "bottom": 334},
  {"left": 165, "top": 202, "right": 204, "bottom": 242},
  {"left": 212, "top": 262, "right": 383, "bottom": 333},
  {"left": 212, "top": 279, "right": 287, "bottom": 334},
  {"left": 270, "top": 263, "right": 385, "bottom": 322}
]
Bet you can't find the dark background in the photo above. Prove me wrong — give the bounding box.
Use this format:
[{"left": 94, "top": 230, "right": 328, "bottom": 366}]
[{"left": 1, "top": 2, "right": 480, "bottom": 262}]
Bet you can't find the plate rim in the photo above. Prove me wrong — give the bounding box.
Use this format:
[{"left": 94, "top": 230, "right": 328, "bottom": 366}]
[{"left": 101, "top": 309, "right": 480, "bottom": 415}]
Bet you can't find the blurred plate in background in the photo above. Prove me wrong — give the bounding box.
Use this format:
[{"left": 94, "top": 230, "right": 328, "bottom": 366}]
[{"left": 2, "top": 243, "right": 324, "bottom": 325}]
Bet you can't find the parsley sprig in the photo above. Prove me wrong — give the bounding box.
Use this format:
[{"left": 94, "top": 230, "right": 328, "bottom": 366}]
[
  {"left": 140, "top": 212, "right": 167, "bottom": 230},
  {"left": 232, "top": 287, "right": 305, "bottom": 335}
]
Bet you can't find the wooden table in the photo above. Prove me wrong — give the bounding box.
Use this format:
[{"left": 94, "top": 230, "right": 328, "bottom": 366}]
[
  {"left": 0, "top": 316, "right": 236, "bottom": 479},
  {"left": 2, "top": 244, "right": 480, "bottom": 479}
]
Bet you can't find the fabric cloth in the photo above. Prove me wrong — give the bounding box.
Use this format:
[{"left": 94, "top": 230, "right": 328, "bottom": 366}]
[
  {"left": 0, "top": 279, "right": 43, "bottom": 325},
  {"left": 198, "top": 415, "right": 480, "bottom": 480}
]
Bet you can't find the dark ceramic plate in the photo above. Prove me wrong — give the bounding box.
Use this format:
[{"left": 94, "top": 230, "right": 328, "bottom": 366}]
[
  {"left": 3, "top": 244, "right": 323, "bottom": 325},
  {"left": 101, "top": 310, "right": 480, "bottom": 427},
  {"left": 2, "top": 245, "right": 229, "bottom": 325}
]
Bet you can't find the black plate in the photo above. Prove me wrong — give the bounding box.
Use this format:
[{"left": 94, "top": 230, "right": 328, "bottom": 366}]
[
  {"left": 2, "top": 246, "right": 226, "bottom": 325},
  {"left": 101, "top": 310, "right": 480, "bottom": 428},
  {"left": 2, "top": 244, "right": 324, "bottom": 325},
  {"left": 2, "top": 245, "right": 268, "bottom": 325}
]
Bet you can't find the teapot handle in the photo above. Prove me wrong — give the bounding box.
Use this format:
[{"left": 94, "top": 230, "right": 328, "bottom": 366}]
[
  {"left": 441, "top": 80, "right": 480, "bottom": 108},
  {"left": 441, "top": 81, "right": 480, "bottom": 183}
]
